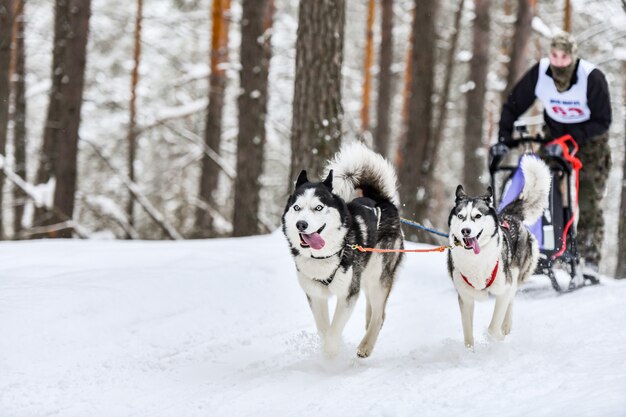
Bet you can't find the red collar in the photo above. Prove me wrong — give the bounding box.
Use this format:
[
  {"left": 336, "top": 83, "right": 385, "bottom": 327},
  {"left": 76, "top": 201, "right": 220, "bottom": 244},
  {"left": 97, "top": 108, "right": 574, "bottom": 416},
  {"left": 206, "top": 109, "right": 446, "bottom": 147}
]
[{"left": 461, "top": 260, "right": 499, "bottom": 290}]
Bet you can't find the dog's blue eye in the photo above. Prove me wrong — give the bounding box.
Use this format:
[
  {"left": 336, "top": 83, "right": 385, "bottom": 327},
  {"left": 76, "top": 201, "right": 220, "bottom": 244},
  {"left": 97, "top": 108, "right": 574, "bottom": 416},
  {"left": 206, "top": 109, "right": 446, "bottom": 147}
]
[
  {"left": 293, "top": 205, "right": 301, "bottom": 211},
  {"left": 315, "top": 205, "right": 324, "bottom": 211}
]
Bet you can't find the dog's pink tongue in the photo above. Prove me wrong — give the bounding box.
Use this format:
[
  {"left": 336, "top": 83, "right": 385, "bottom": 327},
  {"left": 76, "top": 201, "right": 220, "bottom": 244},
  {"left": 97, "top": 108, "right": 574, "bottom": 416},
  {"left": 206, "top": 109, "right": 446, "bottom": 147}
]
[
  {"left": 468, "top": 237, "right": 480, "bottom": 254},
  {"left": 302, "top": 233, "right": 325, "bottom": 250}
]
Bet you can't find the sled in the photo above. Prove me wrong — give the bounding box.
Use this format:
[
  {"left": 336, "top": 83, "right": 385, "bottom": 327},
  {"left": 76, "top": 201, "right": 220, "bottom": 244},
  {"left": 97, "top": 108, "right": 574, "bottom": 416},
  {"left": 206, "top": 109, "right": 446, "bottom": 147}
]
[{"left": 488, "top": 127, "right": 600, "bottom": 293}]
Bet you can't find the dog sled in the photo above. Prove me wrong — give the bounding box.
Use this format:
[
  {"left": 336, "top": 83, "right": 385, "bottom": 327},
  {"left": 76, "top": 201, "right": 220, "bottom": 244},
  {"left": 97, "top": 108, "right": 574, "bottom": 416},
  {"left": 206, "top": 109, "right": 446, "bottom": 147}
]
[{"left": 488, "top": 126, "right": 600, "bottom": 293}]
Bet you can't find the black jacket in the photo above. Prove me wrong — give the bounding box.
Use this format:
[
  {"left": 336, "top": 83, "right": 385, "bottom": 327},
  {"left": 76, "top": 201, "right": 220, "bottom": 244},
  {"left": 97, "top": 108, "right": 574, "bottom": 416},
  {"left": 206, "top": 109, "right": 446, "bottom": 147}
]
[{"left": 499, "top": 59, "right": 612, "bottom": 146}]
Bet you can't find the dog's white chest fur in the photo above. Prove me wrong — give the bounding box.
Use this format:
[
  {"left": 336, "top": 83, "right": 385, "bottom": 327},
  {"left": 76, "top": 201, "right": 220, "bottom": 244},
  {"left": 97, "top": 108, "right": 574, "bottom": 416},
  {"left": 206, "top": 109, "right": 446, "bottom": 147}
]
[
  {"left": 451, "top": 240, "right": 507, "bottom": 297},
  {"left": 295, "top": 256, "right": 352, "bottom": 297}
]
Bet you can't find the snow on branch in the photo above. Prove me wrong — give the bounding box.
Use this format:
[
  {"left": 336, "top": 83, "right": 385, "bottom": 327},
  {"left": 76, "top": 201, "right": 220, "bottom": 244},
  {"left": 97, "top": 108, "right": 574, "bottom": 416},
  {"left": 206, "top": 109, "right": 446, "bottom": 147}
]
[
  {"left": 82, "top": 140, "right": 184, "bottom": 240},
  {"left": 162, "top": 124, "right": 236, "bottom": 179},
  {"left": 138, "top": 98, "right": 208, "bottom": 133},
  {"left": 1, "top": 154, "right": 90, "bottom": 238},
  {"left": 0, "top": 154, "right": 54, "bottom": 209}
]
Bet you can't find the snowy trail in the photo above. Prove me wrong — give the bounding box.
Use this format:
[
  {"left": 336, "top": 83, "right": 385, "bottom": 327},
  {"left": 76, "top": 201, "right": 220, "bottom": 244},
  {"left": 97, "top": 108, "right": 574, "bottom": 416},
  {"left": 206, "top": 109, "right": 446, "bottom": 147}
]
[{"left": 1, "top": 233, "right": 625, "bottom": 417}]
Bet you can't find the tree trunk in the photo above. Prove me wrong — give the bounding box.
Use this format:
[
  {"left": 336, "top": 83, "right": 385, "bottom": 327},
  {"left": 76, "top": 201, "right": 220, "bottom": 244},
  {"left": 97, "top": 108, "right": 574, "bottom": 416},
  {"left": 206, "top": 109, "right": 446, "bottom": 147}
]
[
  {"left": 397, "top": 0, "right": 437, "bottom": 236},
  {"left": 0, "top": 0, "right": 14, "bottom": 239},
  {"left": 36, "top": 0, "right": 91, "bottom": 238},
  {"left": 232, "top": 0, "right": 274, "bottom": 237},
  {"left": 616, "top": 61, "right": 626, "bottom": 279},
  {"left": 34, "top": 0, "right": 63, "bottom": 226},
  {"left": 360, "top": 0, "right": 375, "bottom": 134},
  {"left": 374, "top": 0, "right": 394, "bottom": 158},
  {"left": 503, "top": 0, "right": 533, "bottom": 99},
  {"left": 127, "top": 0, "right": 143, "bottom": 236},
  {"left": 395, "top": 5, "right": 414, "bottom": 169},
  {"left": 196, "top": 0, "right": 231, "bottom": 237},
  {"left": 419, "top": 0, "right": 464, "bottom": 230},
  {"left": 563, "top": 0, "right": 571, "bottom": 32},
  {"left": 11, "top": 0, "right": 26, "bottom": 237},
  {"left": 289, "top": 0, "right": 345, "bottom": 183},
  {"left": 433, "top": 0, "right": 464, "bottom": 153},
  {"left": 463, "top": 0, "right": 491, "bottom": 195}
]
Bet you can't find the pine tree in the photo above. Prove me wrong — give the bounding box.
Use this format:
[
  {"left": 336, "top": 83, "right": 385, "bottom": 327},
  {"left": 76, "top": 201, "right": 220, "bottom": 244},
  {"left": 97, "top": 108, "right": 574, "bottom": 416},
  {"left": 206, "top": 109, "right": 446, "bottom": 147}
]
[
  {"left": 36, "top": 0, "right": 91, "bottom": 237},
  {"left": 11, "top": 0, "right": 26, "bottom": 238},
  {"left": 232, "top": 0, "right": 274, "bottom": 237},
  {"left": 196, "top": 0, "right": 231, "bottom": 237},
  {"left": 397, "top": 0, "right": 437, "bottom": 236},
  {"left": 0, "top": 0, "right": 14, "bottom": 238},
  {"left": 462, "top": 0, "right": 491, "bottom": 195},
  {"left": 374, "top": 0, "right": 394, "bottom": 158},
  {"left": 289, "top": 0, "right": 346, "bottom": 183}
]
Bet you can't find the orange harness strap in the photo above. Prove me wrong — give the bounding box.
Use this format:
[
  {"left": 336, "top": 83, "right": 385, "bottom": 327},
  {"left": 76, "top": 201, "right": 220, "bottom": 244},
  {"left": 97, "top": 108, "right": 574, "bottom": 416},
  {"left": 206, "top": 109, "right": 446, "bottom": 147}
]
[{"left": 348, "top": 244, "right": 455, "bottom": 254}]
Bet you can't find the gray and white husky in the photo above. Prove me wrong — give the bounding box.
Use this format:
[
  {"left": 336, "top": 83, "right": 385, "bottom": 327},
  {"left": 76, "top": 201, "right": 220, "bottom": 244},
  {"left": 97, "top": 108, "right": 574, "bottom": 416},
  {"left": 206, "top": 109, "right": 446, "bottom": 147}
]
[
  {"left": 447, "top": 156, "right": 551, "bottom": 348},
  {"left": 282, "top": 142, "right": 404, "bottom": 358}
]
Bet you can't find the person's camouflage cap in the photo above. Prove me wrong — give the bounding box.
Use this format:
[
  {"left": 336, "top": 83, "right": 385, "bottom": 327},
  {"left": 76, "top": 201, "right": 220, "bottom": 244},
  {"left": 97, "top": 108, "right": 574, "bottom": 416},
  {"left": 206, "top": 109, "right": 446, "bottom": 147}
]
[{"left": 550, "top": 31, "right": 578, "bottom": 57}]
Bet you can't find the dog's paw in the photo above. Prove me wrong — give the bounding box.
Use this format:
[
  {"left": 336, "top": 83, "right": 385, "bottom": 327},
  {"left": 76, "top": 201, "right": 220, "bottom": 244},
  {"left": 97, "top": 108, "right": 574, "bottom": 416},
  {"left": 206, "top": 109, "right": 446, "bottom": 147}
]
[
  {"left": 487, "top": 327, "right": 505, "bottom": 342},
  {"left": 356, "top": 343, "right": 372, "bottom": 358},
  {"left": 464, "top": 339, "right": 475, "bottom": 350}
]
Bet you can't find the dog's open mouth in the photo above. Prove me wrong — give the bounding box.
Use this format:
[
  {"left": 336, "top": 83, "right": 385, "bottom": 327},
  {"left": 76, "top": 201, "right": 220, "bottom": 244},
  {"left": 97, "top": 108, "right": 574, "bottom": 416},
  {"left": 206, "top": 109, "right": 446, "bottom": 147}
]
[
  {"left": 299, "top": 224, "right": 326, "bottom": 250},
  {"left": 461, "top": 230, "right": 482, "bottom": 254}
]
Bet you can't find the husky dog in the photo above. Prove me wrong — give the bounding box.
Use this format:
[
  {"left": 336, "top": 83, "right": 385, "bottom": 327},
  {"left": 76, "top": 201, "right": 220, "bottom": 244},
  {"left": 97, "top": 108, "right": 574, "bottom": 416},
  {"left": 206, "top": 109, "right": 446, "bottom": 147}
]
[
  {"left": 282, "top": 142, "right": 404, "bottom": 358},
  {"left": 447, "top": 156, "right": 551, "bottom": 348}
]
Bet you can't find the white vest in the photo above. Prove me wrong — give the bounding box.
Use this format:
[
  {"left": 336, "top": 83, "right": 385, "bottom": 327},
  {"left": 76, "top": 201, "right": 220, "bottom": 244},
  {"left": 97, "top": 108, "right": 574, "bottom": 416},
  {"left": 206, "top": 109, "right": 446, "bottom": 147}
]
[{"left": 535, "top": 58, "right": 595, "bottom": 124}]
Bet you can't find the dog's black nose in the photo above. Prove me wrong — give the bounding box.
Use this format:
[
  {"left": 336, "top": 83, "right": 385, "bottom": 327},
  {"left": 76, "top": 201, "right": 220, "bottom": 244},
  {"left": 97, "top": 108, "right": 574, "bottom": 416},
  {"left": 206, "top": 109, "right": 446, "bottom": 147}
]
[
  {"left": 461, "top": 228, "right": 471, "bottom": 237},
  {"left": 296, "top": 221, "right": 308, "bottom": 232}
]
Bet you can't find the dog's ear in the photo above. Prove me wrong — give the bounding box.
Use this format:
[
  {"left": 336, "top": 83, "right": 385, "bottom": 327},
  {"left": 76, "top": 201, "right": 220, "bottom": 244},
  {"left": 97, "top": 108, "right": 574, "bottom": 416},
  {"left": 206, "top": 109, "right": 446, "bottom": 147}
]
[
  {"left": 482, "top": 186, "right": 493, "bottom": 204},
  {"left": 455, "top": 185, "right": 466, "bottom": 202},
  {"left": 322, "top": 170, "right": 333, "bottom": 191},
  {"left": 295, "top": 170, "right": 308, "bottom": 188}
]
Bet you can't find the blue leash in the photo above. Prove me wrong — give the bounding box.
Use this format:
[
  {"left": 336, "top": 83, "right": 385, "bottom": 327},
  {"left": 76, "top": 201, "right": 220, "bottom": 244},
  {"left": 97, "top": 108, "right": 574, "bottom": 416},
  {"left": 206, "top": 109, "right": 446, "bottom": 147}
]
[{"left": 400, "top": 218, "right": 449, "bottom": 238}]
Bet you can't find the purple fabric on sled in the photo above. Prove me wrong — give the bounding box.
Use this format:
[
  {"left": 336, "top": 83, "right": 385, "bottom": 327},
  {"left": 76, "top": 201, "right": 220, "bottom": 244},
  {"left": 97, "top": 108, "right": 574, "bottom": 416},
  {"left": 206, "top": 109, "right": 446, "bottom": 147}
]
[{"left": 497, "top": 155, "right": 544, "bottom": 249}]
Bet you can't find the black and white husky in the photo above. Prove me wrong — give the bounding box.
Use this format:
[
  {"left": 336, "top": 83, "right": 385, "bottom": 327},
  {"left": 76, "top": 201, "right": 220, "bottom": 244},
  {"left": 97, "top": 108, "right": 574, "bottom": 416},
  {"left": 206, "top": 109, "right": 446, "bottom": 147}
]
[
  {"left": 282, "top": 142, "right": 404, "bottom": 358},
  {"left": 447, "top": 156, "right": 551, "bottom": 348}
]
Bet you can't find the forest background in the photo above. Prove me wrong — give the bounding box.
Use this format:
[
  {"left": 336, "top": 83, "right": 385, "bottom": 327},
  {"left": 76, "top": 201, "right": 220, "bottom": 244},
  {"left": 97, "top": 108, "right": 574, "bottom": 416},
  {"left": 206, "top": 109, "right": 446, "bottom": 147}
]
[{"left": 0, "top": 0, "right": 625, "bottom": 277}]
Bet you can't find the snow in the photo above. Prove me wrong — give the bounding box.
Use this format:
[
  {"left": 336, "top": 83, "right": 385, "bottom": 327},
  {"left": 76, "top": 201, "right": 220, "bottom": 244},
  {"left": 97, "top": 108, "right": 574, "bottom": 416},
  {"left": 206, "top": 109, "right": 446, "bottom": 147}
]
[
  {"left": 531, "top": 16, "right": 553, "bottom": 39},
  {"left": 1, "top": 232, "right": 625, "bottom": 417}
]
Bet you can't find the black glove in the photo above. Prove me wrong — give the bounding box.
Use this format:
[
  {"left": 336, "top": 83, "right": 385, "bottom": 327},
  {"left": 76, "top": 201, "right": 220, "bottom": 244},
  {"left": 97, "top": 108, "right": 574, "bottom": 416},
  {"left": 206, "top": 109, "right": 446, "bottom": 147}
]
[
  {"left": 543, "top": 143, "right": 563, "bottom": 157},
  {"left": 491, "top": 142, "right": 509, "bottom": 157}
]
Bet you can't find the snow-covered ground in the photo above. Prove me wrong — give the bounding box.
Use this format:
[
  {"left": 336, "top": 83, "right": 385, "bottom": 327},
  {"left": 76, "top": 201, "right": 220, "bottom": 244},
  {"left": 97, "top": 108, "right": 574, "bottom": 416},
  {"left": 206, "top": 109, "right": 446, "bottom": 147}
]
[{"left": 1, "top": 231, "right": 625, "bottom": 417}]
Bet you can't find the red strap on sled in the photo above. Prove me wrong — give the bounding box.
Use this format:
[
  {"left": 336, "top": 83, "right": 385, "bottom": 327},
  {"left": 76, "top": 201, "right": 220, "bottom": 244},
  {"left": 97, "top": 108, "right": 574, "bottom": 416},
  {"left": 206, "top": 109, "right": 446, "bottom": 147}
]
[
  {"left": 546, "top": 134, "right": 582, "bottom": 260},
  {"left": 461, "top": 260, "right": 499, "bottom": 290}
]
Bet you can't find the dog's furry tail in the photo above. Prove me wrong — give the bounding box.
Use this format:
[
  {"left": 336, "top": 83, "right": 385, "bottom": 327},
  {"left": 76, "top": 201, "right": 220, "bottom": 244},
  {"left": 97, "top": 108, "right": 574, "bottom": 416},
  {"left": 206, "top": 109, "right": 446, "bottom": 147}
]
[
  {"left": 502, "top": 155, "right": 552, "bottom": 225},
  {"left": 324, "top": 141, "right": 399, "bottom": 205}
]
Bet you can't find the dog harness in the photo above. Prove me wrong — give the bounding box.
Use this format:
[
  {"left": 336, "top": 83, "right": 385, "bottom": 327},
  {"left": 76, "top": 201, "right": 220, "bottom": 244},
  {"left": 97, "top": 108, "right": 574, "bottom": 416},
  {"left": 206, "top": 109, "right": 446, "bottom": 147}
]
[
  {"left": 314, "top": 261, "right": 342, "bottom": 286},
  {"left": 461, "top": 259, "right": 499, "bottom": 290},
  {"left": 311, "top": 243, "right": 346, "bottom": 286}
]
